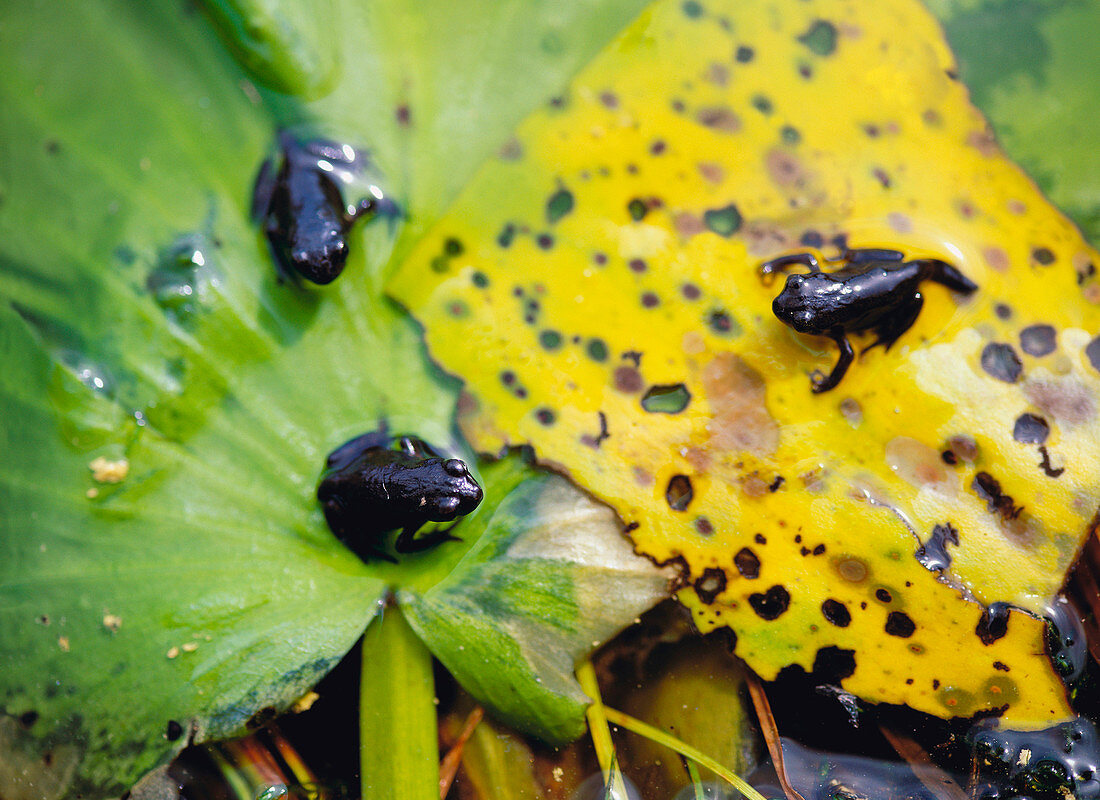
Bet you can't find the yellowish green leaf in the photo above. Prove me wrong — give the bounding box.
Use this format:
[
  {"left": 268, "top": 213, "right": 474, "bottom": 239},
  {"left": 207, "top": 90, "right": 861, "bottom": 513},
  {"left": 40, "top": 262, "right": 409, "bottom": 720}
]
[{"left": 390, "top": 0, "right": 1100, "bottom": 725}]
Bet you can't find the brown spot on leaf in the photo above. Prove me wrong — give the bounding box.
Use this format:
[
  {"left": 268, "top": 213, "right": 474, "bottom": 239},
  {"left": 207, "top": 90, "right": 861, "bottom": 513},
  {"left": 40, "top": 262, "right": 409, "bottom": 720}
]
[
  {"left": 674, "top": 212, "right": 706, "bottom": 237},
  {"left": 765, "top": 148, "right": 809, "bottom": 189},
  {"left": 694, "top": 106, "right": 741, "bottom": 133},
  {"left": 739, "top": 474, "right": 768, "bottom": 498},
  {"left": 741, "top": 221, "right": 798, "bottom": 256},
  {"left": 835, "top": 556, "right": 869, "bottom": 583},
  {"left": 734, "top": 547, "right": 761, "bottom": 579},
  {"left": 967, "top": 127, "right": 998, "bottom": 157},
  {"left": 702, "top": 353, "right": 779, "bottom": 456},
  {"left": 697, "top": 161, "right": 725, "bottom": 184},
  {"left": 1025, "top": 378, "right": 1096, "bottom": 425},
  {"left": 694, "top": 567, "right": 727, "bottom": 604},
  {"left": 982, "top": 246, "right": 1010, "bottom": 273},
  {"left": 613, "top": 366, "right": 644, "bottom": 393},
  {"left": 706, "top": 62, "right": 730, "bottom": 86},
  {"left": 885, "top": 436, "right": 953, "bottom": 495},
  {"left": 887, "top": 212, "right": 912, "bottom": 233},
  {"left": 972, "top": 472, "right": 1023, "bottom": 521}
]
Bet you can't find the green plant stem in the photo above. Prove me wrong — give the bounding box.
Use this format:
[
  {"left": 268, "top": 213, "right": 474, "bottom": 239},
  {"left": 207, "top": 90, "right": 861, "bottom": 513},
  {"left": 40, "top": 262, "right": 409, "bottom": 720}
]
[
  {"left": 602, "top": 706, "right": 769, "bottom": 800},
  {"left": 360, "top": 605, "right": 439, "bottom": 800},
  {"left": 577, "top": 660, "right": 630, "bottom": 799}
]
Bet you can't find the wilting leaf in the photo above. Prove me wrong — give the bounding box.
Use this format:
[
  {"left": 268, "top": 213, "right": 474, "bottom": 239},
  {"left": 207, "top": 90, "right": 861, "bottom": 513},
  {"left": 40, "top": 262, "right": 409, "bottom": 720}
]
[{"left": 390, "top": 0, "right": 1100, "bottom": 724}]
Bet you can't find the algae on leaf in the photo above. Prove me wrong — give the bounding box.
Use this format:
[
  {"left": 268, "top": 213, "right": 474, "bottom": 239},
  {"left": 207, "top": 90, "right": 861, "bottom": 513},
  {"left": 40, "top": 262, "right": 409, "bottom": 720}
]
[{"left": 390, "top": 0, "right": 1100, "bottom": 726}]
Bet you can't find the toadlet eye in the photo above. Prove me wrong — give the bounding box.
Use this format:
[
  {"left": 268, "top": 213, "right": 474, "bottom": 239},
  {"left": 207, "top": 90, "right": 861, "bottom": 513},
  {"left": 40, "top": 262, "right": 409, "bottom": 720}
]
[{"left": 443, "top": 458, "right": 468, "bottom": 477}]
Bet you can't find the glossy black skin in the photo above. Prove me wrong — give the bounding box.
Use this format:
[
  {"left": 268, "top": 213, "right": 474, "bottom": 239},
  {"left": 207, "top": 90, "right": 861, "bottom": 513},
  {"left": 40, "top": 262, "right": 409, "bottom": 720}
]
[
  {"left": 761, "top": 248, "right": 978, "bottom": 393},
  {"left": 253, "top": 134, "right": 387, "bottom": 285},
  {"left": 317, "top": 432, "right": 483, "bottom": 562}
]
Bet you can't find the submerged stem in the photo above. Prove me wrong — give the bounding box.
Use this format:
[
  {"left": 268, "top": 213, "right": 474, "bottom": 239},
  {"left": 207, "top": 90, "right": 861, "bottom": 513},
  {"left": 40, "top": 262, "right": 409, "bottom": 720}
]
[
  {"left": 359, "top": 605, "right": 439, "bottom": 800},
  {"left": 577, "top": 660, "right": 630, "bottom": 798},
  {"left": 601, "top": 707, "right": 768, "bottom": 800}
]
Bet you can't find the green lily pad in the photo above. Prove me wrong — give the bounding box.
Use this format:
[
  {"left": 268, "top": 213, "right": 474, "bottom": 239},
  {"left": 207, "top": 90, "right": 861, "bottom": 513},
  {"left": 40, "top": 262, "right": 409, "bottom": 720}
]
[
  {"left": 928, "top": 0, "right": 1100, "bottom": 243},
  {"left": 0, "top": 0, "right": 666, "bottom": 796}
]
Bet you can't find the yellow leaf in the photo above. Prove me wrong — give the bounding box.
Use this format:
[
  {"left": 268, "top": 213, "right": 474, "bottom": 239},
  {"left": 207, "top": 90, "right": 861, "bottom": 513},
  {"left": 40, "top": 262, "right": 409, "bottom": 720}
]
[{"left": 390, "top": 0, "right": 1100, "bottom": 725}]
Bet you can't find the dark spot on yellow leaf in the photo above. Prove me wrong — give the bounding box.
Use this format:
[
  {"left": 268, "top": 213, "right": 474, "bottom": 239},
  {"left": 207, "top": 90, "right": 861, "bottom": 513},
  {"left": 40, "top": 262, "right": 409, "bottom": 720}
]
[
  {"left": 702, "top": 203, "right": 743, "bottom": 236},
  {"left": 797, "top": 20, "right": 838, "bottom": 56},
  {"left": 1031, "top": 247, "right": 1056, "bottom": 266},
  {"left": 812, "top": 646, "right": 856, "bottom": 681},
  {"left": 972, "top": 472, "right": 1023, "bottom": 521},
  {"left": 734, "top": 44, "right": 754, "bottom": 63},
  {"left": 875, "top": 588, "right": 893, "bottom": 603},
  {"left": 748, "top": 584, "right": 790, "bottom": 619},
  {"left": 497, "top": 223, "right": 516, "bottom": 248},
  {"left": 980, "top": 342, "right": 1023, "bottom": 383},
  {"left": 641, "top": 383, "right": 691, "bottom": 413},
  {"left": 751, "top": 94, "right": 773, "bottom": 115},
  {"left": 1013, "top": 413, "right": 1049, "bottom": 444},
  {"left": 885, "top": 611, "right": 916, "bottom": 638},
  {"left": 694, "top": 106, "right": 741, "bottom": 134},
  {"left": 734, "top": 547, "right": 760, "bottom": 579},
  {"left": 665, "top": 474, "right": 694, "bottom": 511},
  {"left": 1087, "top": 337, "right": 1100, "bottom": 374},
  {"left": 546, "top": 187, "right": 575, "bottom": 224},
  {"left": 585, "top": 338, "right": 609, "bottom": 362},
  {"left": 780, "top": 125, "right": 801, "bottom": 145},
  {"left": 976, "top": 602, "right": 1011, "bottom": 645},
  {"left": 821, "top": 599, "right": 851, "bottom": 627},
  {"left": 694, "top": 567, "right": 727, "bottom": 604},
  {"left": 538, "top": 330, "right": 562, "bottom": 350},
  {"left": 1019, "top": 324, "right": 1056, "bottom": 356},
  {"left": 613, "top": 366, "right": 643, "bottom": 393},
  {"left": 681, "top": 0, "right": 704, "bottom": 19}
]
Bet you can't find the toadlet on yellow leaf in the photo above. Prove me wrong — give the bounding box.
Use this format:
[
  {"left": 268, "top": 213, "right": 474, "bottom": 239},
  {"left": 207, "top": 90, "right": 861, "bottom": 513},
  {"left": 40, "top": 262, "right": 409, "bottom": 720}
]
[{"left": 390, "top": 0, "right": 1100, "bottom": 726}]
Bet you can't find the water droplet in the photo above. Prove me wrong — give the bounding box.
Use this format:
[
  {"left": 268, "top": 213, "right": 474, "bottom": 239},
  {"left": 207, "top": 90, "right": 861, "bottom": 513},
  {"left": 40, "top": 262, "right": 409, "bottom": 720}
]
[
  {"left": 147, "top": 234, "right": 219, "bottom": 325},
  {"left": 58, "top": 350, "right": 116, "bottom": 396},
  {"left": 254, "top": 784, "right": 289, "bottom": 800}
]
